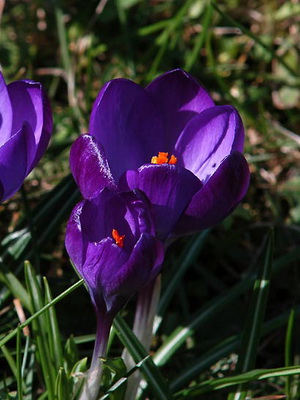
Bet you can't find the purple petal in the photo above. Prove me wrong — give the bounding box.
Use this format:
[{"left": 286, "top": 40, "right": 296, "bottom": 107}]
[
  {"left": 122, "top": 164, "right": 202, "bottom": 240},
  {"left": 0, "top": 125, "right": 35, "bottom": 202},
  {"left": 173, "top": 151, "right": 250, "bottom": 236},
  {"left": 70, "top": 134, "right": 116, "bottom": 199},
  {"left": 89, "top": 79, "right": 165, "bottom": 181},
  {"left": 7, "top": 80, "right": 52, "bottom": 170},
  {"left": 84, "top": 238, "right": 128, "bottom": 291},
  {"left": 66, "top": 197, "right": 164, "bottom": 314},
  {"left": 146, "top": 69, "right": 215, "bottom": 150},
  {"left": 0, "top": 73, "right": 13, "bottom": 146},
  {"left": 91, "top": 233, "right": 163, "bottom": 313},
  {"left": 80, "top": 189, "right": 135, "bottom": 248},
  {"left": 65, "top": 200, "right": 86, "bottom": 273},
  {"left": 175, "top": 105, "right": 245, "bottom": 183},
  {"left": 30, "top": 86, "right": 53, "bottom": 170}
]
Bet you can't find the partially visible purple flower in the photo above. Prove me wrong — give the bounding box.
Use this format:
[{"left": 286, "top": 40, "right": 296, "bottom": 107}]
[
  {"left": 0, "top": 72, "right": 53, "bottom": 202},
  {"left": 70, "top": 69, "right": 249, "bottom": 241},
  {"left": 65, "top": 188, "right": 163, "bottom": 318}
]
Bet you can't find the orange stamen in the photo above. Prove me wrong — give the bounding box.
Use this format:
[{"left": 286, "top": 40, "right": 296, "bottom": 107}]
[
  {"left": 151, "top": 152, "right": 169, "bottom": 164},
  {"left": 112, "top": 229, "right": 125, "bottom": 248},
  {"left": 168, "top": 154, "right": 177, "bottom": 165},
  {"left": 151, "top": 152, "right": 177, "bottom": 165}
]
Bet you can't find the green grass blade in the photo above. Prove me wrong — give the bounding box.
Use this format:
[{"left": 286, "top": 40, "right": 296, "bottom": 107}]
[
  {"left": 228, "top": 229, "right": 274, "bottom": 400},
  {"left": 175, "top": 365, "right": 300, "bottom": 398},
  {"left": 0, "top": 279, "right": 84, "bottom": 348},
  {"left": 211, "top": 1, "right": 298, "bottom": 78},
  {"left": 285, "top": 308, "right": 295, "bottom": 397},
  {"left": 1, "top": 343, "right": 17, "bottom": 380},
  {"left": 184, "top": 2, "right": 213, "bottom": 71},
  {"left": 43, "top": 277, "right": 64, "bottom": 370},
  {"left": 55, "top": 368, "right": 69, "bottom": 400},
  {"left": 113, "top": 314, "right": 173, "bottom": 400},
  {"left": 156, "top": 231, "right": 209, "bottom": 332},
  {"left": 24, "top": 261, "right": 56, "bottom": 400},
  {"left": 154, "top": 243, "right": 295, "bottom": 368},
  {"left": 16, "top": 325, "right": 22, "bottom": 400},
  {"left": 0, "top": 270, "right": 31, "bottom": 311}
]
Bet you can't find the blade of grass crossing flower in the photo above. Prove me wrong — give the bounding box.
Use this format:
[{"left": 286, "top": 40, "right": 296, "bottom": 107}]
[
  {"left": 113, "top": 315, "right": 173, "bottom": 400},
  {"left": 0, "top": 279, "right": 84, "bottom": 349},
  {"left": 285, "top": 308, "right": 295, "bottom": 398},
  {"left": 227, "top": 229, "right": 274, "bottom": 400},
  {"left": 43, "top": 277, "right": 64, "bottom": 371},
  {"left": 0, "top": 176, "right": 80, "bottom": 309},
  {"left": 99, "top": 356, "right": 150, "bottom": 400},
  {"left": 24, "top": 261, "right": 56, "bottom": 400}
]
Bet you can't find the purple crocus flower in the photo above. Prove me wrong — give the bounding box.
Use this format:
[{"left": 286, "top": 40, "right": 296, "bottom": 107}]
[
  {"left": 65, "top": 188, "right": 163, "bottom": 318},
  {"left": 70, "top": 69, "right": 249, "bottom": 241},
  {"left": 65, "top": 188, "right": 163, "bottom": 399},
  {"left": 0, "top": 72, "right": 52, "bottom": 202}
]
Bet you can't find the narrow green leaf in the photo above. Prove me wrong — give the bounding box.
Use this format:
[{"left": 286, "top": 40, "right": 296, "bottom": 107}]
[
  {"left": 101, "top": 357, "right": 127, "bottom": 400},
  {"left": 25, "top": 261, "right": 56, "bottom": 400},
  {"left": 64, "top": 336, "right": 79, "bottom": 375},
  {"left": 113, "top": 315, "right": 173, "bottom": 400},
  {"left": 211, "top": 0, "right": 298, "bottom": 78},
  {"left": 184, "top": 2, "right": 213, "bottom": 71},
  {"left": 16, "top": 326, "right": 22, "bottom": 400},
  {"left": 0, "top": 279, "right": 84, "bottom": 348},
  {"left": 44, "top": 277, "right": 64, "bottom": 370},
  {"left": 1, "top": 343, "right": 17, "bottom": 380},
  {"left": 156, "top": 230, "right": 209, "bottom": 332},
  {"left": 55, "top": 368, "right": 69, "bottom": 400},
  {"left": 175, "top": 365, "right": 300, "bottom": 398},
  {"left": 154, "top": 241, "right": 295, "bottom": 368},
  {"left": 0, "top": 270, "right": 31, "bottom": 311},
  {"left": 100, "top": 356, "right": 150, "bottom": 400},
  {"left": 228, "top": 229, "right": 274, "bottom": 400},
  {"left": 285, "top": 308, "right": 295, "bottom": 397}
]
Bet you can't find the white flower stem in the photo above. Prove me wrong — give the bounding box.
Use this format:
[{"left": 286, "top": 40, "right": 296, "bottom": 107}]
[
  {"left": 79, "top": 313, "right": 112, "bottom": 400},
  {"left": 123, "top": 275, "right": 161, "bottom": 400}
]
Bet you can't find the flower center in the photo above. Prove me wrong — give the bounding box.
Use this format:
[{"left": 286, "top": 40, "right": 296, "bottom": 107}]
[
  {"left": 112, "top": 229, "right": 125, "bottom": 248},
  {"left": 151, "top": 152, "right": 177, "bottom": 165}
]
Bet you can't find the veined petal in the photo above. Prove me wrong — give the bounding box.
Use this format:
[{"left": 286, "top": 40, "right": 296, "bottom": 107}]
[
  {"left": 175, "top": 105, "right": 245, "bottom": 184},
  {"left": 123, "top": 164, "right": 202, "bottom": 240},
  {"left": 173, "top": 151, "right": 250, "bottom": 236},
  {"left": 0, "top": 125, "right": 35, "bottom": 202},
  {"left": 0, "top": 72, "right": 13, "bottom": 146},
  {"left": 70, "top": 134, "right": 116, "bottom": 199},
  {"left": 89, "top": 79, "right": 165, "bottom": 181},
  {"left": 146, "top": 69, "right": 215, "bottom": 150}
]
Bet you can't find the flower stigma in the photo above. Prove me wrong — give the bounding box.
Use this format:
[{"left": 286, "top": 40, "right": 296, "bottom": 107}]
[
  {"left": 151, "top": 152, "right": 177, "bottom": 165},
  {"left": 112, "top": 229, "right": 125, "bottom": 248}
]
